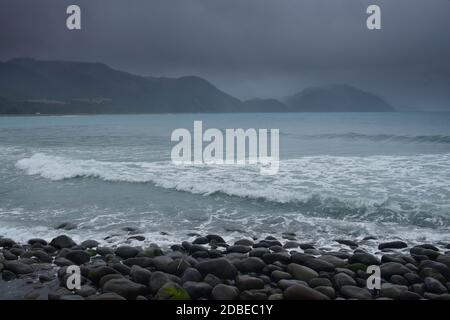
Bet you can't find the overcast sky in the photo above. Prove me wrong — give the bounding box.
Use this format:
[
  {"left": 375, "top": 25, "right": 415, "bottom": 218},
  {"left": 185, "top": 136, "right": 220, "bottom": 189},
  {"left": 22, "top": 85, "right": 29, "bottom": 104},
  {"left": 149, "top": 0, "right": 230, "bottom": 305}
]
[{"left": 1, "top": 0, "right": 449, "bottom": 110}]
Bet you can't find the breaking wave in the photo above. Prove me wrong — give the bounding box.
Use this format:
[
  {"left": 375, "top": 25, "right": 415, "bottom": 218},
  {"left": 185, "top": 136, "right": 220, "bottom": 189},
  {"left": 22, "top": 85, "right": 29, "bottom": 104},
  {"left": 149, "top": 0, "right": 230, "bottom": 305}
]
[{"left": 15, "top": 152, "right": 450, "bottom": 228}]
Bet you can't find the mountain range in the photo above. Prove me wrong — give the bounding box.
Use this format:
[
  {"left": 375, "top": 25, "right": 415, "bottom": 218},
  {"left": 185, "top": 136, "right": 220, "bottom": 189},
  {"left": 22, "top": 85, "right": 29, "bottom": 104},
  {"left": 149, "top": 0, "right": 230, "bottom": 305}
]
[{"left": 0, "top": 58, "right": 394, "bottom": 114}]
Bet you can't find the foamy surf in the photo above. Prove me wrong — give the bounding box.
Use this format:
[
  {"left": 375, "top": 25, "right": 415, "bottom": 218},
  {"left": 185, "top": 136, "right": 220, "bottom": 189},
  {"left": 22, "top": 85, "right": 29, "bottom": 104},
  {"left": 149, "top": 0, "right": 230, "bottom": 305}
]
[{"left": 14, "top": 152, "right": 450, "bottom": 229}]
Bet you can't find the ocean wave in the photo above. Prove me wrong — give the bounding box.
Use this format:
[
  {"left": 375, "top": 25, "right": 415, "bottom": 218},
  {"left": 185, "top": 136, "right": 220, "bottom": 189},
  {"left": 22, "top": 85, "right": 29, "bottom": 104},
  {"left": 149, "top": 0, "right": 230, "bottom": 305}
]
[
  {"left": 15, "top": 152, "right": 450, "bottom": 227},
  {"left": 301, "top": 133, "right": 450, "bottom": 144}
]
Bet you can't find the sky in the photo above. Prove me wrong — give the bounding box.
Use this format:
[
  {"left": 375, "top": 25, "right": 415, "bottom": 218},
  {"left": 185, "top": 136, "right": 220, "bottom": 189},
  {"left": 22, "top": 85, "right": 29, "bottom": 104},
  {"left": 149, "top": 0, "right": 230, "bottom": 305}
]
[{"left": 0, "top": 0, "right": 449, "bottom": 110}]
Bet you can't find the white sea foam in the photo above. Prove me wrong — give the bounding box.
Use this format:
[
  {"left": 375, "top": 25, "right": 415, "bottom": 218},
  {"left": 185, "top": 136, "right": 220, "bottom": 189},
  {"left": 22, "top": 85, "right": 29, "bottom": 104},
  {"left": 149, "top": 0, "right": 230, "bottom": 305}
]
[
  {"left": 15, "top": 152, "right": 449, "bottom": 197},
  {"left": 14, "top": 152, "right": 450, "bottom": 230}
]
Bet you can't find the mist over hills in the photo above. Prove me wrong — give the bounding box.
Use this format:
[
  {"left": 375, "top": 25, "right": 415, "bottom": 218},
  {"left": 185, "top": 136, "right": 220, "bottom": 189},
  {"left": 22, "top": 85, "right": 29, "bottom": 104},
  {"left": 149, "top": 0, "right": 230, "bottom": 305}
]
[
  {"left": 284, "top": 84, "right": 394, "bottom": 112},
  {"left": 0, "top": 58, "right": 394, "bottom": 114}
]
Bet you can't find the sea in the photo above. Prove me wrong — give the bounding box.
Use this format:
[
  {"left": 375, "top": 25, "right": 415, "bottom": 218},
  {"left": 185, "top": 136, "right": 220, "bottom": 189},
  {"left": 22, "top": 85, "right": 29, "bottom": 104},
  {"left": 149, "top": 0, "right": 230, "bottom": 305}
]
[{"left": 1, "top": 112, "right": 449, "bottom": 251}]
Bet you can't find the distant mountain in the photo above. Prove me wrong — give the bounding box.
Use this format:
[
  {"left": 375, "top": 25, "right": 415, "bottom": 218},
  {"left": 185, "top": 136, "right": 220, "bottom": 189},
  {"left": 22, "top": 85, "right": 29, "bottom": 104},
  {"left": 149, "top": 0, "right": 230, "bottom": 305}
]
[
  {"left": 0, "top": 59, "right": 395, "bottom": 114},
  {"left": 0, "top": 58, "right": 242, "bottom": 114},
  {"left": 285, "top": 84, "right": 395, "bottom": 112},
  {"left": 243, "top": 98, "right": 288, "bottom": 112}
]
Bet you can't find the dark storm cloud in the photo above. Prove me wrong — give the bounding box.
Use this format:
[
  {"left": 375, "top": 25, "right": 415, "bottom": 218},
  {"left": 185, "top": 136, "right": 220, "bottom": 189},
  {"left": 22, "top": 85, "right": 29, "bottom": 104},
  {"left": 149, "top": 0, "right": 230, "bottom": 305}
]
[{"left": 1, "top": 0, "right": 450, "bottom": 109}]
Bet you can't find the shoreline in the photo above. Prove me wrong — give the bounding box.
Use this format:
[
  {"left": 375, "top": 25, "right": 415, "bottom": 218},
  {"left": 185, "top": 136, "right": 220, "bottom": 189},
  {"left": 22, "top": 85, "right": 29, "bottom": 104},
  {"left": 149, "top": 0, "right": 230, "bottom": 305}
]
[{"left": 1, "top": 233, "right": 449, "bottom": 300}]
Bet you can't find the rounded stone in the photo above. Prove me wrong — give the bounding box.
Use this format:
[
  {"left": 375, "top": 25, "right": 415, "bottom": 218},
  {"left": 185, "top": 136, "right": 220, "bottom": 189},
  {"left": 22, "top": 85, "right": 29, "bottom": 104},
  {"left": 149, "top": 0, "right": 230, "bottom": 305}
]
[
  {"left": 284, "top": 284, "right": 330, "bottom": 300},
  {"left": 102, "top": 278, "right": 146, "bottom": 300}
]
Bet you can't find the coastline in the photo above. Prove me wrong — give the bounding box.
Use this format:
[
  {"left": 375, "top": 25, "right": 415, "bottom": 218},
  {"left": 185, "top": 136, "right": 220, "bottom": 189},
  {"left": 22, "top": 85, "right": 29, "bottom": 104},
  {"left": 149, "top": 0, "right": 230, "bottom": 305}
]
[{"left": 1, "top": 233, "right": 449, "bottom": 300}]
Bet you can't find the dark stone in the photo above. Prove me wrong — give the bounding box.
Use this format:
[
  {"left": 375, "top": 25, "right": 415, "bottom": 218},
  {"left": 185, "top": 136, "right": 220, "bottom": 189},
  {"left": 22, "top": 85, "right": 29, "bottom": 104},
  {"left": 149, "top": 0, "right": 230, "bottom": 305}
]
[
  {"left": 404, "top": 272, "right": 422, "bottom": 285},
  {"left": 96, "top": 247, "right": 114, "bottom": 256},
  {"left": 424, "top": 293, "right": 450, "bottom": 300},
  {"left": 206, "top": 234, "right": 226, "bottom": 244},
  {"left": 420, "top": 268, "right": 447, "bottom": 284},
  {"left": 234, "top": 239, "right": 254, "bottom": 246},
  {"left": 211, "top": 284, "right": 239, "bottom": 300},
  {"left": 303, "top": 258, "right": 335, "bottom": 272},
  {"left": 381, "top": 254, "right": 406, "bottom": 264},
  {"left": 380, "top": 283, "right": 409, "bottom": 299},
  {"left": 240, "top": 290, "right": 267, "bottom": 300},
  {"left": 65, "top": 250, "right": 91, "bottom": 265},
  {"left": 436, "top": 255, "right": 450, "bottom": 269},
  {"left": 390, "top": 275, "right": 408, "bottom": 286},
  {"left": 123, "top": 257, "right": 153, "bottom": 268},
  {"left": 208, "top": 249, "right": 222, "bottom": 259},
  {"left": 152, "top": 255, "right": 173, "bottom": 272},
  {"left": 149, "top": 271, "right": 170, "bottom": 293},
  {"left": 277, "top": 279, "right": 308, "bottom": 290},
  {"left": 336, "top": 268, "right": 356, "bottom": 277},
  {"left": 379, "top": 241, "right": 408, "bottom": 250},
  {"left": 87, "top": 266, "right": 119, "bottom": 284},
  {"left": 424, "top": 277, "right": 448, "bottom": 294},
  {"left": 309, "top": 277, "right": 332, "bottom": 288},
  {"left": 80, "top": 240, "right": 99, "bottom": 248},
  {"left": 110, "top": 263, "right": 131, "bottom": 275},
  {"left": 115, "top": 246, "right": 140, "bottom": 259},
  {"left": 54, "top": 257, "right": 73, "bottom": 267},
  {"left": 130, "top": 265, "right": 152, "bottom": 285},
  {"left": 4, "top": 261, "right": 34, "bottom": 274},
  {"left": 167, "top": 258, "right": 190, "bottom": 276},
  {"left": 2, "top": 270, "right": 16, "bottom": 281},
  {"left": 155, "top": 282, "right": 190, "bottom": 300},
  {"left": 39, "top": 274, "right": 54, "bottom": 283},
  {"left": 28, "top": 250, "right": 52, "bottom": 263},
  {"left": 419, "top": 260, "right": 450, "bottom": 281},
  {"left": 192, "top": 237, "right": 209, "bottom": 245},
  {"left": 287, "top": 263, "right": 318, "bottom": 282},
  {"left": 410, "top": 246, "right": 440, "bottom": 260},
  {"left": 348, "top": 253, "right": 380, "bottom": 266},
  {"left": 315, "top": 286, "right": 336, "bottom": 299},
  {"left": 87, "top": 293, "right": 126, "bottom": 300},
  {"left": 3, "top": 251, "right": 17, "bottom": 260},
  {"left": 60, "top": 295, "right": 85, "bottom": 300},
  {"left": 76, "top": 285, "right": 97, "bottom": 297},
  {"left": 195, "top": 258, "right": 237, "bottom": 279},
  {"left": 43, "top": 245, "right": 57, "bottom": 254},
  {"left": 237, "top": 275, "right": 264, "bottom": 291},
  {"left": 0, "top": 238, "right": 15, "bottom": 248},
  {"left": 416, "top": 244, "right": 439, "bottom": 251},
  {"left": 270, "top": 245, "right": 285, "bottom": 252},
  {"left": 299, "top": 243, "right": 315, "bottom": 250},
  {"left": 192, "top": 251, "right": 209, "bottom": 259},
  {"left": 262, "top": 252, "right": 291, "bottom": 265},
  {"left": 333, "top": 273, "right": 356, "bottom": 289},
  {"left": 271, "top": 270, "right": 293, "bottom": 282},
  {"left": 284, "top": 284, "right": 330, "bottom": 300},
  {"left": 340, "top": 285, "right": 373, "bottom": 300},
  {"left": 102, "top": 278, "right": 146, "bottom": 300},
  {"left": 283, "top": 241, "right": 300, "bottom": 249},
  {"left": 28, "top": 238, "right": 47, "bottom": 246},
  {"left": 183, "top": 281, "right": 212, "bottom": 299},
  {"left": 189, "top": 244, "right": 208, "bottom": 254},
  {"left": 50, "top": 235, "right": 76, "bottom": 249},
  {"left": 181, "top": 268, "right": 203, "bottom": 283},
  {"left": 226, "top": 245, "right": 252, "bottom": 254},
  {"left": 171, "top": 244, "right": 185, "bottom": 253},
  {"left": 381, "top": 262, "right": 412, "bottom": 279},
  {"left": 319, "top": 255, "right": 347, "bottom": 268},
  {"left": 237, "top": 257, "right": 265, "bottom": 273},
  {"left": 127, "top": 236, "right": 145, "bottom": 241},
  {"left": 203, "top": 274, "right": 222, "bottom": 287},
  {"left": 249, "top": 247, "right": 270, "bottom": 258}
]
